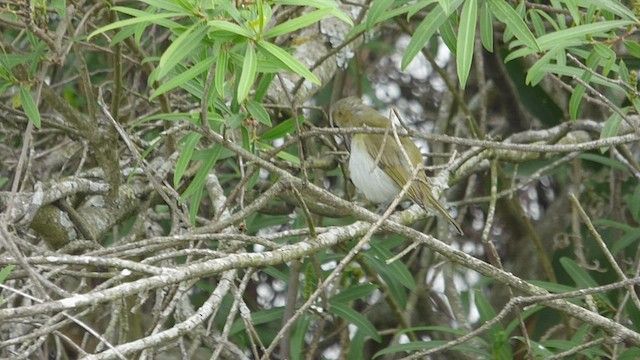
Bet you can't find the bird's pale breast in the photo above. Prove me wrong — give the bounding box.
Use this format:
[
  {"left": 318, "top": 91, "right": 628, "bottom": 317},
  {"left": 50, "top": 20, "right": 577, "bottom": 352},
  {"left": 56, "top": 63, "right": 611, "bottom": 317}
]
[{"left": 348, "top": 136, "right": 401, "bottom": 204}]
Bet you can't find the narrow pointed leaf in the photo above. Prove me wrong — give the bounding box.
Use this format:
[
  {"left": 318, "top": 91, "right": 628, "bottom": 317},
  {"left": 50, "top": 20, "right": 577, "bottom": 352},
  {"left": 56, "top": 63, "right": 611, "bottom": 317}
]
[
  {"left": 237, "top": 43, "right": 257, "bottom": 103},
  {"left": 329, "top": 303, "right": 381, "bottom": 342},
  {"left": 437, "top": 0, "right": 451, "bottom": 15},
  {"left": 19, "top": 86, "right": 41, "bottom": 128},
  {"left": 581, "top": 0, "right": 638, "bottom": 21},
  {"left": 215, "top": 50, "right": 228, "bottom": 96},
  {"left": 152, "top": 56, "right": 215, "bottom": 100},
  {"left": 366, "top": 0, "right": 393, "bottom": 29},
  {"left": 256, "top": 40, "right": 320, "bottom": 85},
  {"left": 140, "top": 0, "right": 186, "bottom": 12},
  {"left": 536, "top": 20, "right": 633, "bottom": 51},
  {"left": 487, "top": 0, "right": 539, "bottom": 51},
  {"left": 599, "top": 110, "right": 624, "bottom": 153},
  {"left": 265, "top": 8, "right": 333, "bottom": 38},
  {"left": 457, "top": 0, "right": 477, "bottom": 88},
  {"left": 0, "top": 265, "right": 15, "bottom": 283},
  {"left": 479, "top": 3, "right": 494, "bottom": 52},
  {"left": 208, "top": 20, "right": 253, "bottom": 37},
  {"left": 174, "top": 132, "right": 202, "bottom": 187},
  {"left": 156, "top": 22, "right": 208, "bottom": 80},
  {"left": 402, "top": 0, "right": 462, "bottom": 69},
  {"left": 246, "top": 100, "right": 271, "bottom": 126},
  {"left": 88, "top": 10, "right": 186, "bottom": 40},
  {"left": 181, "top": 145, "right": 222, "bottom": 200}
]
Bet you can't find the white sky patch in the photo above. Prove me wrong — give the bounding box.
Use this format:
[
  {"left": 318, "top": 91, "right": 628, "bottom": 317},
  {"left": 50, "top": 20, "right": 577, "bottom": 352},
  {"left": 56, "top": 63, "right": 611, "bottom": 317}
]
[{"left": 321, "top": 260, "right": 337, "bottom": 271}]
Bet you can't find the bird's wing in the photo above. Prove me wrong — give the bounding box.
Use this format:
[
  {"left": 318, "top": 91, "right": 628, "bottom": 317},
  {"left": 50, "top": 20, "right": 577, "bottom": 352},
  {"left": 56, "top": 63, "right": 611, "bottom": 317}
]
[{"left": 363, "top": 133, "right": 422, "bottom": 194}]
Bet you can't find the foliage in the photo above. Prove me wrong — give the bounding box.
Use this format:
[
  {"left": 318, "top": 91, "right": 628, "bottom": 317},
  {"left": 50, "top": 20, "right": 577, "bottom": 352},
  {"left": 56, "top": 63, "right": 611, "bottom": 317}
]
[{"left": 1, "top": 0, "right": 640, "bottom": 359}]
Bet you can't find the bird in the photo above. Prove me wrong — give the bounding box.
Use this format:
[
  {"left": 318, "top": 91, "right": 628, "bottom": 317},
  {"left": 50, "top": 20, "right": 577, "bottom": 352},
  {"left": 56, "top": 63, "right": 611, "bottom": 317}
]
[{"left": 331, "top": 96, "right": 463, "bottom": 235}]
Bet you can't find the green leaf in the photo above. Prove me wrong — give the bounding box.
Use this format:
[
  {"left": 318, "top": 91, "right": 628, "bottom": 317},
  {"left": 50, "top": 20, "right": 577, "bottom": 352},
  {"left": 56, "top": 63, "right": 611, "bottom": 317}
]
[
  {"left": 475, "top": 289, "right": 498, "bottom": 323},
  {"left": 559, "top": 257, "right": 599, "bottom": 288},
  {"left": 111, "top": 6, "right": 183, "bottom": 30},
  {"left": 111, "top": 27, "right": 137, "bottom": 45},
  {"left": 265, "top": 8, "right": 333, "bottom": 38},
  {"left": 329, "top": 303, "right": 381, "bottom": 342},
  {"left": 611, "top": 227, "right": 640, "bottom": 255},
  {"left": 237, "top": 43, "right": 257, "bottom": 103},
  {"left": 254, "top": 73, "right": 275, "bottom": 101},
  {"left": 529, "top": 10, "right": 546, "bottom": 37},
  {"left": 620, "top": 348, "right": 640, "bottom": 360},
  {"left": 328, "top": 7, "right": 355, "bottom": 26},
  {"left": 630, "top": 96, "right": 640, "bottom": 120},
  {"left": 526, "top": 47, "right": 563, "bottom": 86},
  {"left": 256, "top": 142, "right": 300, "bottom": 164},
  {"left": 487, "top": 0, "right": 540, "bottom": 51},
  {"left": 595, "top": 219, "right": 639, "bottom": 233},
  {"left": 50, "top": 0, "right": 66, "bottom": 17},
  {"left": 188, "top": 183, "right": 203, "bottom": 224},
  {"left": 565, "top": 0, "right": 581, "bottom": 26},
  {"left": 579, "top": 153, "right": 628, "bottom": 172},
  {"left": 246, "top": 100, "right": 271, "bottom": 126},
  {"left": 256, "top": 41, "right": 320, "bottom": 85},
  {"left": 88, "top": 10, "right": 186, "bottom": 40},
  {"left": 518, "top": 338, "right": 553, "bottom": 357},
  {"left": 624, "top": 40, "right": 640, "bottom": 59},
  {"left": 457, "top": 0, "right": 477, "bottom": 89},
  {"left": 366, "top": 0, "right": 394, "bottom": 29},
  {"left": 155, "top": 22, "right": 208, "bottom": 81},
  {"left": 302, "top": 262, "right": 317, "bottom": 300},
  {"left": 479, "top": 2, "right": 494, "bottom": 52},
  {"left": 290, "top": 316, "right": 311, "bottom": 360},
  {"left": 536, "top": 20, "right": 634, "bottom": 51},
  {"left": 256, "top": 0, "right": 267, "bottom": 34},
  {"left": 140, "top": 0, "right": 186, "bottom": 13},
  {"left": 569, "top": 72, "right": 590, "bottom": 120},
  {"left": 369, "top": 244, "right": 416, "bottom": 291},
  {"left": 0, "top": 265, "right": 15, "bottom": 284},
  {"left": 402, "top": 0, "right": 464, "bottom": 69},
  {"left": 593, "top": 43, "right": 616, "bottom": 77},
  {"left": 330, "top": 283, "right": 377, "bottom": 304},
  {"left": 260, "top": 116, "right": 304, "bottom": 141},
  {"left": 437, "top": 0, "right": 451, "bottom": 15},
  {"left": 230, "top": 307, "right": 285, "bottom": 335},
  {"left": 491, "top": 331, "right": 514, "bottom": 360},
  {"left": 374, "top": 341, "right": 491, "bottom": 358},
  {"left": 599, "top": 110, "right": 624, "bottom": 153},
  {"left": 363, "top": 253, "right": 407, "bottom": 308},
  {"left": 19, "top": 86, "right": 41, "bottom": 128},
  {"left": 628, "top": 185, "right": 640, "bottom": 223},
  {"left": 394, "top": 325, "right": 469, "bottom": 336},
  {"left": 263, "top": 267, "right": 289, "bottom": 282},
  {"left": 505, "top": 306, "right": 543, "bottom": 336},
  {"left": 535, "top": 64, "right": 624, "bottom": 92},
  {"left": 207, "top": 20, "right": 253, "bottom": 38},
  {"left": 440, "top": 13, "right": 458, "bottom": 56},
  {"left": 174, "top": 132, "right": 202, "bottom": 187},
  {"left": 215, "top": 50, "right": 228, "bottom": 97},
  {"left": 528, "top": 280, "right": 577, "bottom": 293},
  {"left": 274, "top": 0, "right": 337, "bottom": 7},
  {"left": 407, "top": 0, "right": 439, "bottom": 19},
  {"left": 580, "top": 0, "right": 638, "bottom": 21},
  {"left": 475, "top": 290, "right": 513, "bottom": 359},
  {"left": 181, "top": 144, "right": 222, "bottom": 200},
  {"left": 347, "top": 330, "right": 367, "bottom": 360},
  {"left": 152, "top": 56, "right": 215, "bottom": 100}
]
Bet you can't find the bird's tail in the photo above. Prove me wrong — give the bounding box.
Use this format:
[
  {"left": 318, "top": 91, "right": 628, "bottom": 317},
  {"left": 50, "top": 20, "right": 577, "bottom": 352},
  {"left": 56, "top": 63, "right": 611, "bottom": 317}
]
[{"left": 421, "top": 191, "right": 464, "bottom": 235}]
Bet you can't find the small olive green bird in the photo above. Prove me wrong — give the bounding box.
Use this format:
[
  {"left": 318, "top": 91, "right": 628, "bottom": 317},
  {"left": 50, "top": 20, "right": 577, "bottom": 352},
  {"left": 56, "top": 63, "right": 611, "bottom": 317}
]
[{"left": 331, "top": 97, "right": 463, "bottom": 235}]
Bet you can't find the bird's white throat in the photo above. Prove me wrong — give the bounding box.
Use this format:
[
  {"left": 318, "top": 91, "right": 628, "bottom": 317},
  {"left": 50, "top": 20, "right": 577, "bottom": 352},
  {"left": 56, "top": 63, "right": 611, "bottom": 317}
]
[{"left": 348, "top": 137, "right": 401, "bottom": 204}]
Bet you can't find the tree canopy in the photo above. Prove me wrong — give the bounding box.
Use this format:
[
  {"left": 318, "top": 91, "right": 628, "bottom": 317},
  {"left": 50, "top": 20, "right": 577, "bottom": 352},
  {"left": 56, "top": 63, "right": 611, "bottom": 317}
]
[{"left": 1, "top": 0, "right": 640, "bottom": 359}]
